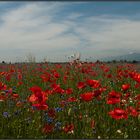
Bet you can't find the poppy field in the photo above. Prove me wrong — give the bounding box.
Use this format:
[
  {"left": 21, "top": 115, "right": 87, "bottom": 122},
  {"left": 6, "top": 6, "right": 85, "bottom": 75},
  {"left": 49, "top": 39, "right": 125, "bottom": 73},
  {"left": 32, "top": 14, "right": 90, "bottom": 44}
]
[{"left": 0, "top": 62, "right": 140, "bottom": 138}]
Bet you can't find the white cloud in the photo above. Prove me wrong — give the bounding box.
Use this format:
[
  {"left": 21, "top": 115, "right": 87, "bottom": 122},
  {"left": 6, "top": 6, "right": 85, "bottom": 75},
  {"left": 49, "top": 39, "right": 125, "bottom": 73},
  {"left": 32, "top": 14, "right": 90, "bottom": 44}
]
[
  {"left": 0, "top": 3, "right": 71, "bottom": 47},
  {"left": 72, "top": 16, "right": 140, "bottom": 58}
]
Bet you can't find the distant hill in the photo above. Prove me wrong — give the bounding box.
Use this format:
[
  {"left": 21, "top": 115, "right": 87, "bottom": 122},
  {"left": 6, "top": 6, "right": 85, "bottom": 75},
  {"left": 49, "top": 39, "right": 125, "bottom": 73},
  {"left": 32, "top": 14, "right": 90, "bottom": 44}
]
[{"left": 100, "top": 53, "right": 140, "bottom": 62}]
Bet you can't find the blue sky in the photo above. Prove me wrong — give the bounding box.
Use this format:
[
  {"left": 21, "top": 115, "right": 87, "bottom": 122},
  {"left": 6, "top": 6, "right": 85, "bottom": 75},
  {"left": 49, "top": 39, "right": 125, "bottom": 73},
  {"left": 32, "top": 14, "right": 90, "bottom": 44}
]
[{"left": 0, "top": 2, "right": 140, "bottom": 62}]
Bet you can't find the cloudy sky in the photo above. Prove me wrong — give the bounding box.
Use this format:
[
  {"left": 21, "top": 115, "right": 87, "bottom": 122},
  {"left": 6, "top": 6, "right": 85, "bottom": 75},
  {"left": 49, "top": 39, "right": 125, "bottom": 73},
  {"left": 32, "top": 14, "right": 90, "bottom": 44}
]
[{"left": 0, "top": 2, "right": 140, "bottom": 62}]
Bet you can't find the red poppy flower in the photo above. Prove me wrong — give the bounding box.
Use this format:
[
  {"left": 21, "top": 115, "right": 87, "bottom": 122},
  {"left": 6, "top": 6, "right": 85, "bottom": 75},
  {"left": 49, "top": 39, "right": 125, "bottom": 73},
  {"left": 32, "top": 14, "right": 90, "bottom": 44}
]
[
  {"left": 28, "top": 94, "right": 38, "bottom": 103},
  {"left": 12, "top": 94, "right": 20, "bottom": 99},
  {"left": 29, "top": 86, "right": 48, "bottom": 103},
  {"left": 63, "top": 123, "right": 74, "bottom": 133},
  {"left": 122, "top": 84, "right": 130, "bottom": 91},
  {"left": 77, "top": 82, "right": 86, "bottom": 89},
  {"left": 109, "top": 108, "right": 128, "bottom": 120},
  {"left": 0, "top": 82, "right": 7, "bottom": 91},
  {"left": 6, "top": 74, "right": 11, "bottom": 81},
  {"left": 34, "top": 92, "right": 47, "bottom": 104},
  {"left": 32, "top": 103, "right": 48, "bottom": 110},
  {"left": 0, "top": 72, "right": 6, "bottom": 76},
  {"left": 30, "top": 86, "right": 42, "bottom": 93},
  {"left": 53, "top": 72, "right": 60, "bottom": 78},
  {"left": 29, "top": 86, "right": 48, "bottom": 110},
  {"left": 67, "top": 97, "right": 78, "bottom": 102},
  {"left": 86, "top": 79, "right": 100, "bottom": 88},
  {"left": 132, "top": 73, "right": 140, "bottom": 83},
  {"left": 107, "top": 91, "right": 121, "bottom": 104},
  {"left": 17, "top": 81, "right": 23, "bottom": 86},
  {"left": 107, "top": 74, "right": 112, "bottom": 78},
  {"left": 128, "top": 106, "right": 138, "bottom": 117},
  {"left": 93, "top": 89, "right": 102, "bottom": 97},
  {"left": 51, "top": 83, "right": 64, "bottom": 94},
  {"left": 42, "top": 123, "right": 54, "bottom": 134},
  {"left": 80, "top": 92, "right": 94, "bottom": 102},
  {"left": 65, "top": 88, "right": 73, "bottom": 95}
]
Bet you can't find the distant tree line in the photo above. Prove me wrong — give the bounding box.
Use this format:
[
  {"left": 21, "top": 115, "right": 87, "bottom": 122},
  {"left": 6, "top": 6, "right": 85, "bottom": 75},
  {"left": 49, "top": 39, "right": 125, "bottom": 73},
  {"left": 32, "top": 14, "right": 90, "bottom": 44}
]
[
  {"left": 105, "top": 60, "right": 139, "bottom": 64},
  {"left": 0, "top": 59, "right": 140, "bottom": 64}
]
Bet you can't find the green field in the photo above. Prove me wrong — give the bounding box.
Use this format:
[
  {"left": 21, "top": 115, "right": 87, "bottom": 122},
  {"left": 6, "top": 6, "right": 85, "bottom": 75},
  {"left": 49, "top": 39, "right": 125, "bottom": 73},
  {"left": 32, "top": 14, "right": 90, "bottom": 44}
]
[{"left": 0, "top": 62, "right": 140, "bottom": 138}]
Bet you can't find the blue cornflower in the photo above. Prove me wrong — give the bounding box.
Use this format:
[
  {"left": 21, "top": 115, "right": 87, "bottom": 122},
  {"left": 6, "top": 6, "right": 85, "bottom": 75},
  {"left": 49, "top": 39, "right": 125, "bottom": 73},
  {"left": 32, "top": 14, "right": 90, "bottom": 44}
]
[
  {"left": 47, "top": 117, "right": 53, "bottom": 123},
  {"left": 3, "top": 112, "right": 9, "bottom": 118},
  {"left": 55, "top": 107, "right": 63, "bottom": 112},
  {"left": 44, "top": 112, "right": 53, "bottom": 123}
]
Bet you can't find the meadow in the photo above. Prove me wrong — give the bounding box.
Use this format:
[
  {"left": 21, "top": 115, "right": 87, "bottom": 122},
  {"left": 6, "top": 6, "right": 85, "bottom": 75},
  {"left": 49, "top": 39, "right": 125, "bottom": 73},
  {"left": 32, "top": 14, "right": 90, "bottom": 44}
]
[{"left": 0, "top": 61, "right": 140, "bottom": 138}]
